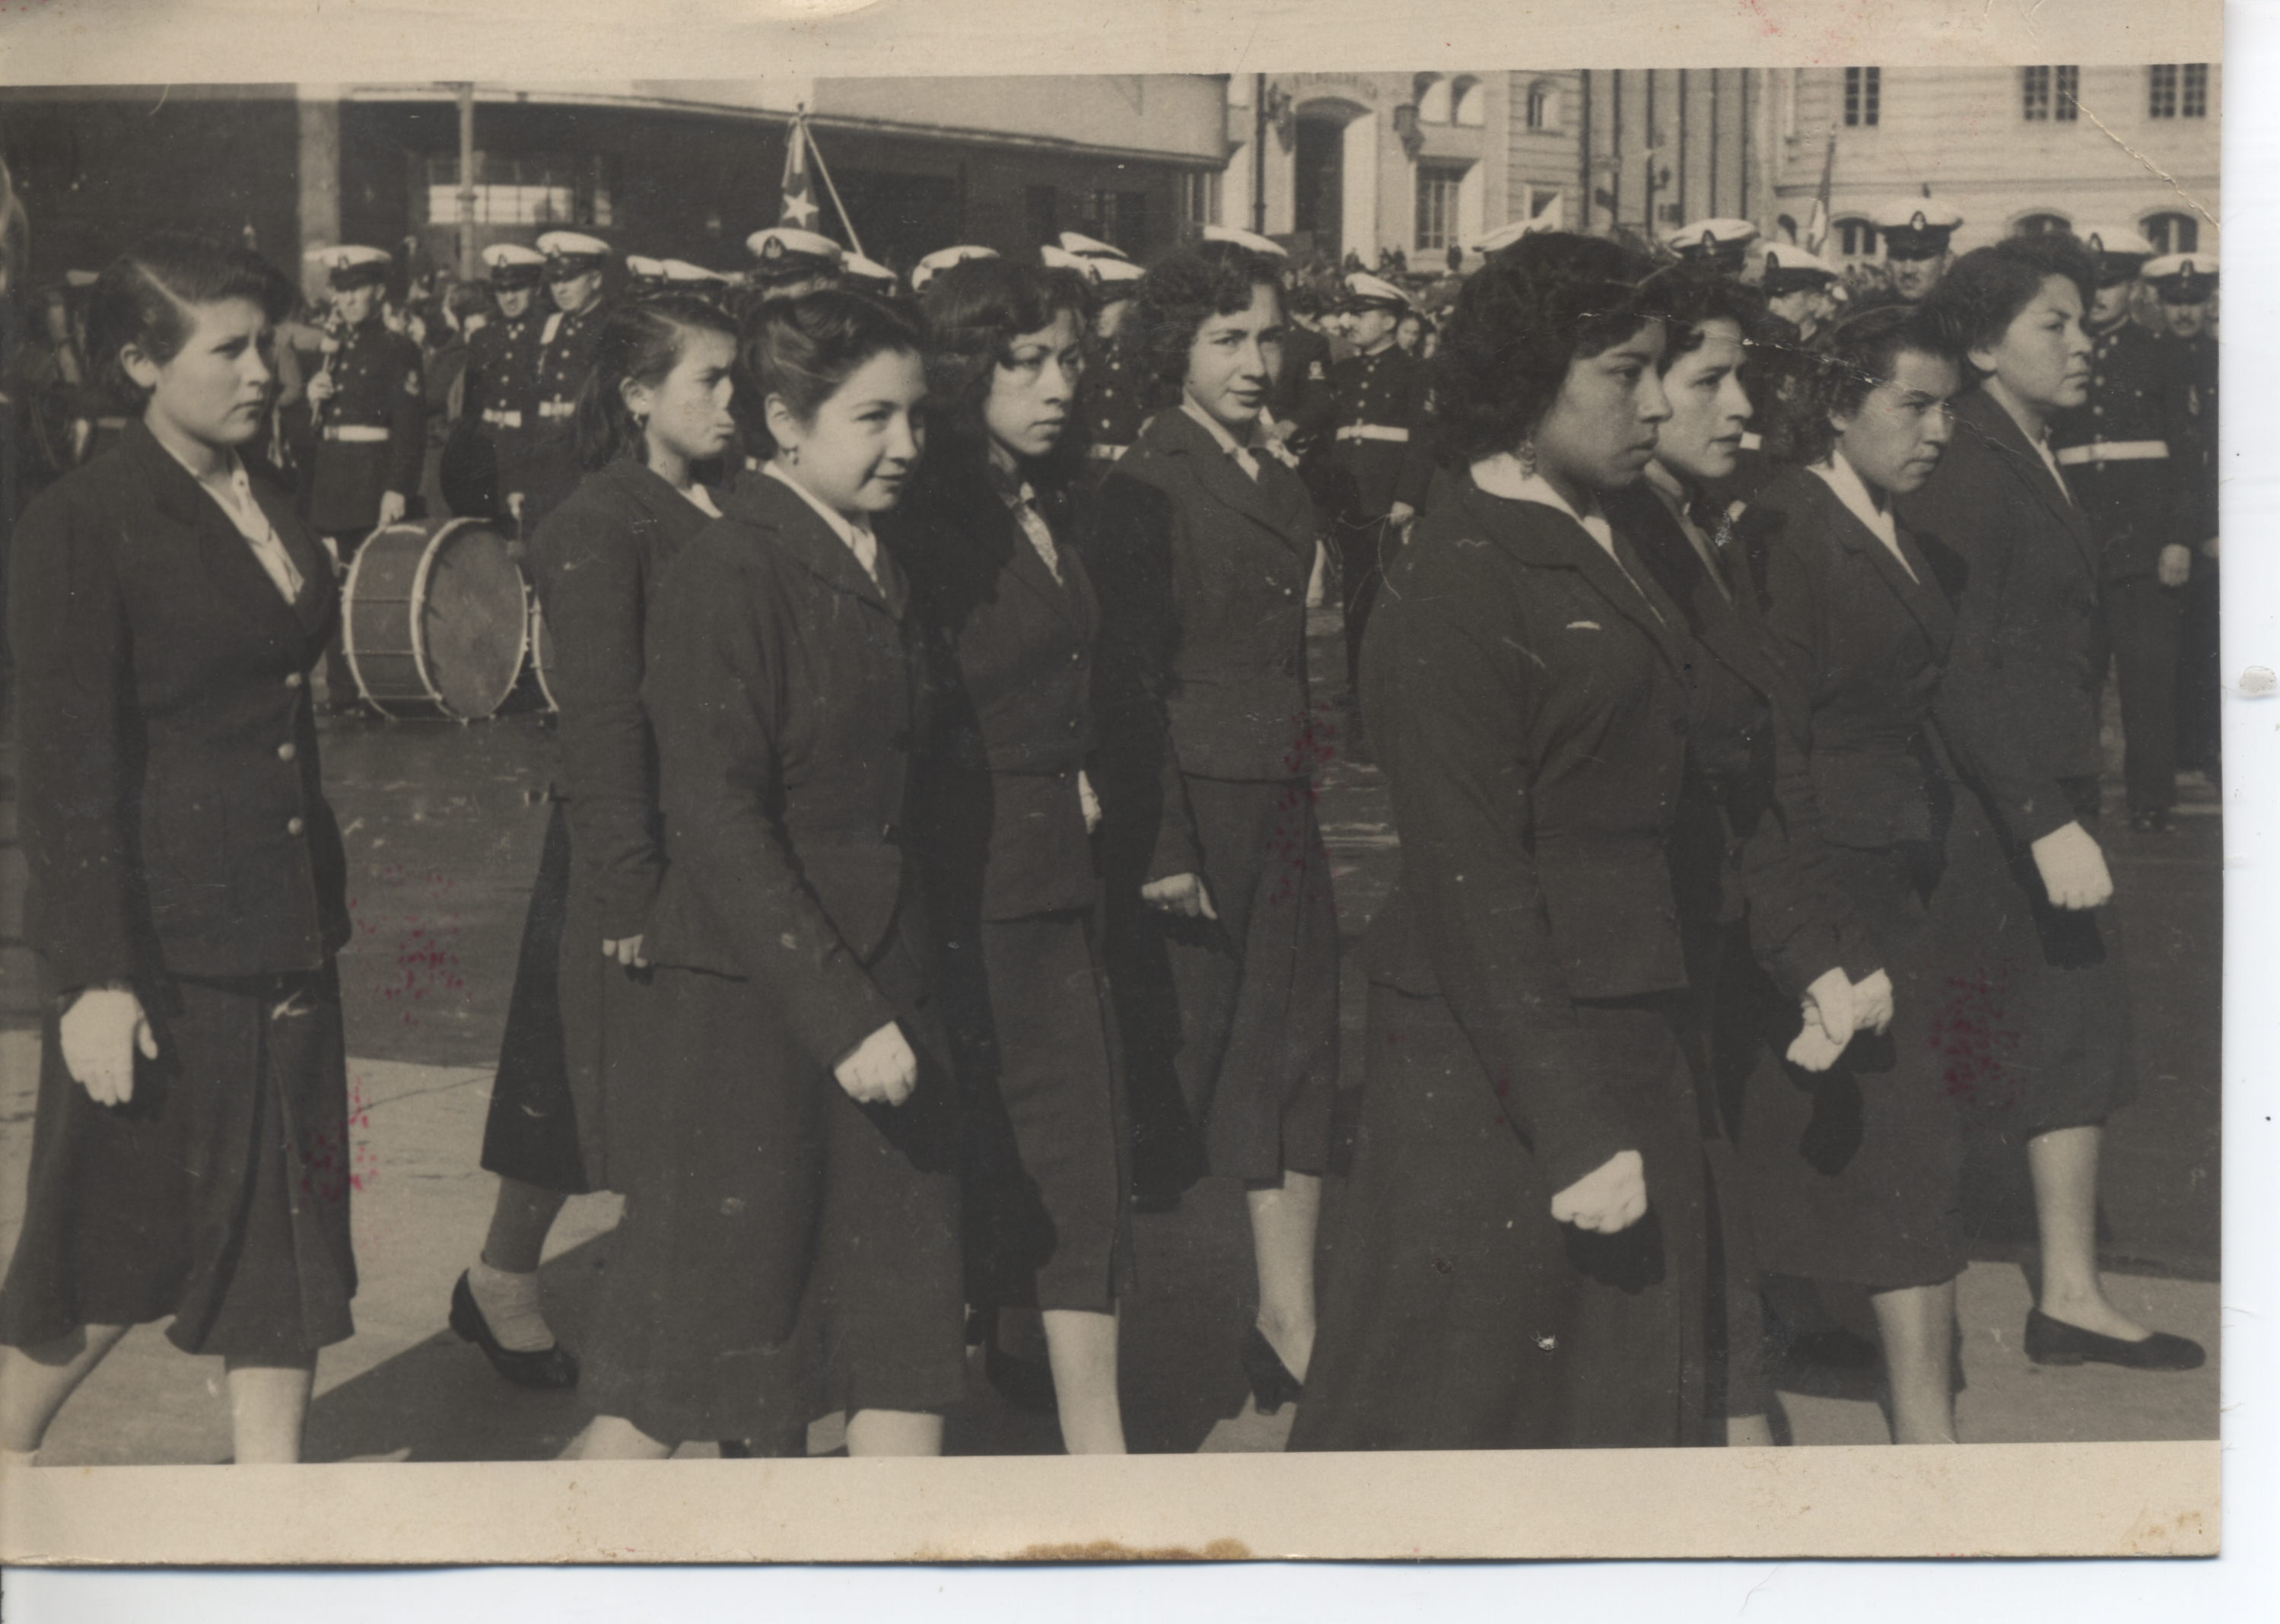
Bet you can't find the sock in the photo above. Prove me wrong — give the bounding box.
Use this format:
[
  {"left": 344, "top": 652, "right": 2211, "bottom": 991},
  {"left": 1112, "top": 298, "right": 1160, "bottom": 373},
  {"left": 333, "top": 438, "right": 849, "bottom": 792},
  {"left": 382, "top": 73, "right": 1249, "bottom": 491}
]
[{"left": 467, "top": 1260, "right": 556, "bottom": 1353}]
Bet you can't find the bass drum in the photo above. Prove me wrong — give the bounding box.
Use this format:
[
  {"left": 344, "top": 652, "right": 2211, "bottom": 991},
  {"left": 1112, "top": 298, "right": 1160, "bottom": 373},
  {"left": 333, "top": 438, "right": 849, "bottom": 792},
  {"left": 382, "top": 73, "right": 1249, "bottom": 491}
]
[
  {"left": 343, "top": 519, "right": 529, "bottom": 721},
  {"left": 527, "top": 591, "right": 561, "bottom": 713}
]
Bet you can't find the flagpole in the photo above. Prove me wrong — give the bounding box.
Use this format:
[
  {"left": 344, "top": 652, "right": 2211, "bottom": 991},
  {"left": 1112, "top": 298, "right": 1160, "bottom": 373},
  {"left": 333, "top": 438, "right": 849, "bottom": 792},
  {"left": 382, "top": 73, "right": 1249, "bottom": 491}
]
[{"left": 799, "top": 113, "right": 869, "bottom": 262}]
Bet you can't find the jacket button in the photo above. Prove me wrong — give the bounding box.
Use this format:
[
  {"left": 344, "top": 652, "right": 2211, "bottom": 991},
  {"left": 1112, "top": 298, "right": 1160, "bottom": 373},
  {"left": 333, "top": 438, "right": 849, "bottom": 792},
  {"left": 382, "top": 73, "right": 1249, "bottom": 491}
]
[
  {"left": 287, "top": 816, "right": 307, "bottom": 837},
  {"left": 278, "top": 742, "right": 297, "bottom": 762},
  {"left": 285, "top": 672, "right": 304, "bottom": 688}
]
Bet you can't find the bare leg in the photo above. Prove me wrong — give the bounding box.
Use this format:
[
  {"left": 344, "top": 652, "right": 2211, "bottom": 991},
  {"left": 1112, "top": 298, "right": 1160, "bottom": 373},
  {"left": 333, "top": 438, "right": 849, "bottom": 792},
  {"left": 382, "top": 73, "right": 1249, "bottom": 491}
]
[
  {"left": 2027, "top": 1124, "right": 2151, "bottom": 1340},
  {"left": 0, "top": 1325, "right": 132, "bottom": 1458},
  {"left": 568, "top": 1415, "right": 676, "bottom": 1460},
  {"left": 482, "top": 1177, "right": 571, "bottom": 1275},
  {"left": 1041, "top": 1306, "right": 1126, "bottom": 1455},
  {"left": 1248, "top": 1172, "right": 1322, "bottom": 1382},
  {"left": 844, "top": 1409, "right": 943, "bottom": 1457},
  {"left": 224, "top": 1357, "right": 316, "bottom": 1464},
  {"left": 1870, "top": 1279, "right": 1957, "bottom": 1445},
  {"left": 1725, "top": 1413, "right": 1776, "bottom": 1448}
]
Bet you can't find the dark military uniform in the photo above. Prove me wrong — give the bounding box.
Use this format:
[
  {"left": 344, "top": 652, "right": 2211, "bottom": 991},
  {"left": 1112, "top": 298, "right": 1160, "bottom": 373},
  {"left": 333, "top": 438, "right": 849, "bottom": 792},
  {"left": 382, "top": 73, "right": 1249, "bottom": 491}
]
[
  {"left": 2050, "top": 318, "right": 2196, "bottom": 822},
  {"left": 501, "top": 299, "right": 610, "bottom": 533},
  {"left": 1327, "top": 345, "right": 1435, "bottom": 691},
  {"left": 1268, "top": 321, "right": 1337, "bottom": 458},
  {"left": 443, "top": 307, "right": 542, "bottom": 519},
  {"left": 2169, "top": 327, "right": 2221, "bottom": 779},
  {"left": 1080, "top": 340, "right": 1150, "bottom": 469}
]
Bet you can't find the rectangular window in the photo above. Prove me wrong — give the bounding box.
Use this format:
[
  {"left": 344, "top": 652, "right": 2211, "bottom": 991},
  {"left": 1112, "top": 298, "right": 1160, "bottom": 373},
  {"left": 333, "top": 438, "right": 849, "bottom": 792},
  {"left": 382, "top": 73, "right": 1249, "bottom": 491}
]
[
  {"left": 425, "top": 152, "right": 611, "bottom": 227},
  {"left": 2183, "top": 62, "right": 2208, "bottom": 118},
  {"left": 2056, "top": 65, "right": 2080, "bottom": 120},
  {"left": 1085, "top": 189, "right": 1150, "bottom": 258},
  {"left": 1843, "top": 66, "right": 1880, "bottom": 127},
  {"left": 2023, "top": 65, "right": 2050, "bottom": 120},
  {"left": 1178, "top": 170, "right": 1221, "bottom": 228},
  {"left": 2024, "top": 67, "right": 2079, "bottom": 121},
  {"left": 1415, "top": 165, "right": 1464, "bottom": 253},
  {"left": 2150, "top": 63, "right": 2178, "bottom": 119}
]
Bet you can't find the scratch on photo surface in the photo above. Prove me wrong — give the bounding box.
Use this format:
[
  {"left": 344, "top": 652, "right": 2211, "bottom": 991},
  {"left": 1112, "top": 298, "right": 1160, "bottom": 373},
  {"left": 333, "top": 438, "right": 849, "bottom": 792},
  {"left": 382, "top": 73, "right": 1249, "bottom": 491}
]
[{"left": 2065, "top": 94, "right": 2218, "bottom": 227}]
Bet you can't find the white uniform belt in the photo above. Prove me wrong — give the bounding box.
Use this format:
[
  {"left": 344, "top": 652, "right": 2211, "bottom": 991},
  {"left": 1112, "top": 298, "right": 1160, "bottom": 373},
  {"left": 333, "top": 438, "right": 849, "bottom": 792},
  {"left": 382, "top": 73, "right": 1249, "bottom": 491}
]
[
  {"left": 323, "top": 424, "right": 390, "bottom": 443},
  {"left": 538, "top": 399, "right": 576, "bottom": 420},
  {"left": 2055, "top": 440, "right": 2167, "bottom": 466},
  {"left": 1088, "top": 443, "right": 1130, "bottom": 461},
  {"left": 1337, "top": 424, "right": 1410, "bottom": 443},
  {"left": 482, "top": 408, "right": 523, "bottom": 428}
]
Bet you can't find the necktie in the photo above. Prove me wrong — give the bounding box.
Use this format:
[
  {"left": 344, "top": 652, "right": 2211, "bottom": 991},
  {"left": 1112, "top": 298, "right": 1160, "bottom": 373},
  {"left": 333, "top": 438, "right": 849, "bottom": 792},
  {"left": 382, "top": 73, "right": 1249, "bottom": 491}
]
[
  {"left": 213, "top": 463, "right": 304, "bottom": 603},
  {"left": 1010, "top": 485, "right": 1063, "bottom": 583}
]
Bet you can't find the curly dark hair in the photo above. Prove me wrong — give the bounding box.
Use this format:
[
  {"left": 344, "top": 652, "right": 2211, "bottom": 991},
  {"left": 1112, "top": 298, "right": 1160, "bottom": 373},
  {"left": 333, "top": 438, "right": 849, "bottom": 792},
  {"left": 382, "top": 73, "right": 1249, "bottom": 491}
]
[
  {"left": 918, "top": 256, "right": 1092, "bottom": 472},
  {"left": 1635, "top": 263, "right": 1765, "bottom": 367},
  {"left": 1428, "top": 230, "right": 1658, "bottom": 465},
  {"left": 1785, "top": 301, "right": 1969, "bottom": 467},
  {"left": 1926, "top": 233, "right": 2096, "bottom": 357},
  {"left": 737, "top": 287, "right": 926, "bottom": 459},
  {"left": 1121, "top": 239, "right": 1283, "bottom": 408},
  {"left": 87, "top": 230, "right": 296, "bottom": 412},
  {"left": 571, "top": 291, "right": 740, "bottom": 472}
]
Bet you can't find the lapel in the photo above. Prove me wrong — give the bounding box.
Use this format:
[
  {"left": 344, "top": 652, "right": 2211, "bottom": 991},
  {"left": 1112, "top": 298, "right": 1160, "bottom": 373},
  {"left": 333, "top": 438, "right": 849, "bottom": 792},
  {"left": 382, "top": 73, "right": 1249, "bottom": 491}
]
[
  {"left": 1954, "top": 388, "right": 2098, "bottom": 577},
  {"left": 728, "top": 472, "right": 906, "bottom": 622},
  {"left": 980, "top": 478, "right": 1084, "bottom": 628},
  {"left": 1464, "top": 476, "right": 1691, "bottom": 680},
  {"left": 1798, "top": 470, "right": 1956, "bottom": 661},
  {"left": 1616, "top": 485, "right": 1783, "bottom": 703},
  {"left": 609, "top": 456, "right": 720, "bottom": 551},
  {"left": 128, "top": 423, "right": 327, "bottom": 646},
  {"left": 1150, "top": 408, "right": 1295, "bottom": 552}
]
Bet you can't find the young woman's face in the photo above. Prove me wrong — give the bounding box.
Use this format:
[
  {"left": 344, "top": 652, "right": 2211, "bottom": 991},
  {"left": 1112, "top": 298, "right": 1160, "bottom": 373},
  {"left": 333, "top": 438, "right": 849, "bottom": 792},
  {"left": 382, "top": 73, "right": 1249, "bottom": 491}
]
[
  {"left": 1655, "top": 317, "right": 1751, "bottom": 485},
  {"left": 1183, "top": 281, "right": 1284, "bottom": 434},
  {"left": 768, "top": 346, "right": 927, "bottom": 517},
  {"left": 1532, "top": 322, "right": 1672, "bottom": 493},
  {"left": 983, "top": 308, "right": 1083, "bottom": 465},
  {"left": 628, "top": 327, "right": 739, "bottom": 467},
  {"left": 1973, "top": 272, "right": 2092, "bottom": 413},
  {"left": 125, "top": 296, "right": 277, "bottom": 451},
  {"left": 1394, "top": 313, "right": 1424, "bottom": 352},
  {"left": 1833, "top": 348, "right": 1962, "bottom": 496}
]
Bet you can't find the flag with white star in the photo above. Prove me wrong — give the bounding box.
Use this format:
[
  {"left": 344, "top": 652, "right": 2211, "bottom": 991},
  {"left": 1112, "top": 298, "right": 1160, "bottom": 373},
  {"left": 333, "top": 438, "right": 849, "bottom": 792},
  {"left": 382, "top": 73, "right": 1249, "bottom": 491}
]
[{"left": 781, "top": 116, "right": 821, "bottom": 230}]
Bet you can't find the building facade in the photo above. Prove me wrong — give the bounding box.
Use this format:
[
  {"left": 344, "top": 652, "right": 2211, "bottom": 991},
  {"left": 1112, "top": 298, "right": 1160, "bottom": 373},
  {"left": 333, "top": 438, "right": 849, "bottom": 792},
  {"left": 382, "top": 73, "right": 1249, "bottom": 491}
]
[{"left": 1763, "top": 64, "right": 2221, "bottom": 265}]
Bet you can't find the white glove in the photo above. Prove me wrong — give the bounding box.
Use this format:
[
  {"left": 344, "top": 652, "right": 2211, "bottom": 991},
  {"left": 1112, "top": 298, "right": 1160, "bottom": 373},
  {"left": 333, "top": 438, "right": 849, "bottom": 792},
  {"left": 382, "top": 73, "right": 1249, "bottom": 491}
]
[
  {"left": 2030, "top": 821, "right": 2114, "bottom": 911},
  {"left": 833, "top": 1022, "right": 918, "bottom": 1106},
  {"left": 1850, "top": 968, "right": 1895, "bottom": 1035},
  {"left": 61, "top": 985, "right": 159, "bottom": 1106},
  {"left": 1788, "top": 966, "right": 1855, "bottom": 1072}
]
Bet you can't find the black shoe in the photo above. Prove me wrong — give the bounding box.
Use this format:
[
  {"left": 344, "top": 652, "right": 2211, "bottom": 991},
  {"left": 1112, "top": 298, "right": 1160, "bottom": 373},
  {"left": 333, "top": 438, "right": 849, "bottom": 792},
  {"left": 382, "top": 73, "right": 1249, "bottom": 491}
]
[
  {"left": 2130, "top": 810, "right": 2175, "bottom": 835},
  {"left": 1241, "top": 1326, "right": 1304, "bottom": 1415},
  {"left": 2024, "top": 1309, "right": 2205, "bottom": 1371},
  {"left": 984, "top": 1340, "right": 1059, "bottom": 1413},
  {"left": 449, "top": 1271, "right": 580, "bottom": 1389}
]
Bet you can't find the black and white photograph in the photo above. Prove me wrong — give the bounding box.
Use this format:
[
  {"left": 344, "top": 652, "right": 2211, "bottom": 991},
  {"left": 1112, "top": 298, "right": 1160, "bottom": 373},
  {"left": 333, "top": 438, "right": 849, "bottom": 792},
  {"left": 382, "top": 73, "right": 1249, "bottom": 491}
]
[{"left": 0, "top": 0, "right": 2246, "bottom": 1575}]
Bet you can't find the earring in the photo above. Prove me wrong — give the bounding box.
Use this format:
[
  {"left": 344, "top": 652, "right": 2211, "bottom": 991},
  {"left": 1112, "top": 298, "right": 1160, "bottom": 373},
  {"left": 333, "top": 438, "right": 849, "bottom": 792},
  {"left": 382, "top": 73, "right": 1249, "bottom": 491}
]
[
  {"left": 633, "top": 413, "right": 649, "bottom": 430},
  {"left": 1517, "top": 438, "right": 1537, "bottom": 478},
  {"left": 783, "top": 445, "right": 800, "bottom": 465}
]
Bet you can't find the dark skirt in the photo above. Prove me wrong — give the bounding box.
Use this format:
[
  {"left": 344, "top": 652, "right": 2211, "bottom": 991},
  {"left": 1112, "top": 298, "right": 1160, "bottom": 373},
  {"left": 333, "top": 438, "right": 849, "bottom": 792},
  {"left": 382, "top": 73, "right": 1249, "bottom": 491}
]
[
  {"left": 946, "top": 910, "right": 1133, "bottom": 1314},
  {"left": 1291, "top": 983, "right": 1710, "bottom": 1452},
  {"left": 581, "top": 932, "right": 965, "bottom": 1444},
  {"left": 482, "top": 802, "right": 659, "bottom": 1194},
  {"left": 1932, "top": 777, "right": 2134, "bottom": 1138},
  {"left": 1737, "top": 843, "right": 1970, "bottom": 1290},
  {"left": 0, "top": 965, "right": 357, "bottom": 1359},
  {"left": 1119, "top": 774, "right": 1339, "bottom": 1186}
]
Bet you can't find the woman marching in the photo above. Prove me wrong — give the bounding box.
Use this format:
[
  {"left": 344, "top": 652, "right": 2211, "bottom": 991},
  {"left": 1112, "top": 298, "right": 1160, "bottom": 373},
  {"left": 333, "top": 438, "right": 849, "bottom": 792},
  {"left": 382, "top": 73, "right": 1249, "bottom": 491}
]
[
  {"left": 882, "top": 255, "right": 1132, "bottom": 1454},
  {"left": 1080, "top": 238, "right": 1340, "bottom": 1411},
  {"left": 1904, "top": 237, "right": 2202, "bottom": 1372},
  {"left": 1293, "top": 233, "right": 1712, "bottom": 1451},
  {"left": 448, "top": 292, "right": 740, "bottom": 1387},
  {"left": 0, "top": 233, "right": 355, "bottom": 1465},
  {"left": 574, "top": 291, "right": 965, "bottom": 1459},
  {"left": 1728, "top": 303, "right": 1981, "bottom": 1443}
]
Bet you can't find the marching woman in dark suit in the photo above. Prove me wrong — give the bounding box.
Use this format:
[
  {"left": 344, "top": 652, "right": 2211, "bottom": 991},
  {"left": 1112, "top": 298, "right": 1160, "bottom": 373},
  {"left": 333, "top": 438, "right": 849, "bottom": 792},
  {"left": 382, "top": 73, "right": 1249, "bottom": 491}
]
[
  {"left": 885, "top": 256, "right": 1132, "bottom": 1453},
  {"left": 0, "top": 233, "right": 354, "bottom": 1465},
  {"left": 1294, "top": 234, "right": 1718, "bottom": 1451},
  {"left": 448, "top": 292, "right": 740, "bottom": 1389},
  {"left": 1080, "top": 239, "right": 1340, "bottom": 1410},
  {"left": 574, "top": 291, "right": 963, "bottom": 1459},
  {"left": 1904, "top": 239, "right": 2203, "bottom": 1371},
  {"left": 1732, "top": 304, "right": 1982, "bottom": 1442}
]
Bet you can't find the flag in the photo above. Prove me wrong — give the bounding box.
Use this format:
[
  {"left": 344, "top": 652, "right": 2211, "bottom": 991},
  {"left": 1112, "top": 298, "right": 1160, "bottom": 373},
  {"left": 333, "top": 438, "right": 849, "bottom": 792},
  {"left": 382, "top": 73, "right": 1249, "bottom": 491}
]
[
  {"left": 1805, "top": 125, "right": 1837, "bottom": 254},
  {"left": 781, "top": 116, "right": 821, "bottom": 230}
]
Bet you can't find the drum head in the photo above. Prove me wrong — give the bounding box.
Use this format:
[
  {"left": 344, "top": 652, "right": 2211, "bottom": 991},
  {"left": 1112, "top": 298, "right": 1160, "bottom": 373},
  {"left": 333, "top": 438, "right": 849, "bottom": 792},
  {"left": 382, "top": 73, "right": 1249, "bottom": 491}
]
[{"left": 419, "top": 521, "right": 527, "bottom": 720}]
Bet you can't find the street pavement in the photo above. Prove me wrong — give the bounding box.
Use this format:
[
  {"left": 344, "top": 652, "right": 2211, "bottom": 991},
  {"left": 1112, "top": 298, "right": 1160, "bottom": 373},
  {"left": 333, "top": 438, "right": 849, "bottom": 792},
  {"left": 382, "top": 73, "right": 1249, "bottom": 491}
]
[{"left": 0, "top": 613, "right": 2222, "bottom": 1462}]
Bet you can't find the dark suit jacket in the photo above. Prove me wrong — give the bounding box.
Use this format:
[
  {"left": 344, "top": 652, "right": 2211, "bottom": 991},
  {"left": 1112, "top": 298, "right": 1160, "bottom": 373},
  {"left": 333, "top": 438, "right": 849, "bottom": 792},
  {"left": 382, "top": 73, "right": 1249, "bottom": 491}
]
[
  {"left": 1607, "top": 479, "right": 1855, "bottom": 996},
  {"left": 1743, "top": 465, "right": 1962, "bottom": 862},
  {"left": 1900, "top": 387, "right": 2106, "bottom": 847},
  {"left": 884, "top": 465, "right": 1100, "bottom": 924},
  {"left": 9, "top": 421, "right": 350, "bottom": 987},
  {"left": 526, "top": 456, "right": 720, "bottom": 939},
  {"left": 1359, "top": 472, "right": 1695, "bottom": 1194},
  {"left": 641, "top": 474, "right": 928, "bottom": 1068},
  {"left": 1079, "top": 407, "right": 1321, "bottom": 883}
]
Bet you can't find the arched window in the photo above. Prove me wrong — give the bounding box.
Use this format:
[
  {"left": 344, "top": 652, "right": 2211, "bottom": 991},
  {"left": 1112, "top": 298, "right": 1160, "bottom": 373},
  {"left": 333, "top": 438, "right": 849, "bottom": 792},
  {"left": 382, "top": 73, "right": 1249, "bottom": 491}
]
[
  {"left": 1525, "top": 80, "right": 1558, "bottom": 130},
  {"left": 1415, "top": 75, "right": 1452, "bottom": 124},
  {"left": 1835, "top": 216, "right": 1878, "bottom": 257},
  {"left": 2142, "top": 211, "right": 2200, "bottom": 255},
  {"left": 2013, "top": 211, "right": 2072, "bottom": 237},
  {"left": 1452, "top": 76, "right": 1487, "bottom": 127}
]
